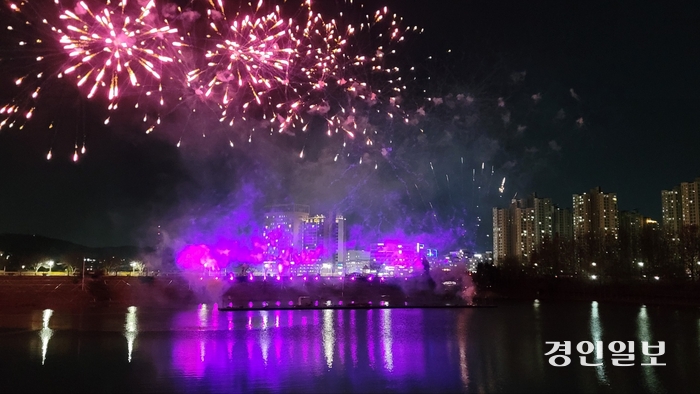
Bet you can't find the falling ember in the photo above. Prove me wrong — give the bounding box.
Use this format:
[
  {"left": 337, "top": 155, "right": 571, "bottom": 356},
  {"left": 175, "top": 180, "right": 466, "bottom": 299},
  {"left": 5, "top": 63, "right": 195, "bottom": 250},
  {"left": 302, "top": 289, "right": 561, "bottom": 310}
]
[
  {"left": 499, "top": 177, "right": 506, "bottom": 194},
  {"left": 46, "top": 150, "right": 52, "bottom": 161},
  {"left": 72, "top": 151, "right": 79, "bottom": 162}
]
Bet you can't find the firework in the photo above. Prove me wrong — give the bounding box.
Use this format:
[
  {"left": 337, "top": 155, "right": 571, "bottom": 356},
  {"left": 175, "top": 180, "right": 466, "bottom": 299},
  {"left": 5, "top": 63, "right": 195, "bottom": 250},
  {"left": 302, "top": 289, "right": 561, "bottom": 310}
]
[
  {"left": 1, "top": 0, "right": 415, "bottom": 158},
  {"left": 58, "top": 0, "right": 180, "bottom": 105},
  {"left": 0, "top": 1, "right": 62, "bottom": 131},
  {"left": 1, "top": 0, "right": 183, "bottom": 160},
  {"left": 179, "top": 0, "right": 412, "bottom": 140}
]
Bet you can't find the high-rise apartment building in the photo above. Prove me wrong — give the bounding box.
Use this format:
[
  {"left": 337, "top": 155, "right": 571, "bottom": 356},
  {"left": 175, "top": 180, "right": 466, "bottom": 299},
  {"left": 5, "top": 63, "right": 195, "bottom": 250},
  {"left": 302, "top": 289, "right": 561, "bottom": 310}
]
[
  {"left": 662, "top": 177, "right": 700, "bottom": 234},
  {"left": 572, "top": 187, "right": 618, "bottom": 240},
  {"left": 661, "top": 188, "right": 682, "bottom": 234},
  {"left": 553, "top": 206, "right": 574, "bottom": 239},
  {"left": 492, "top": 207, "right": 512, "bottom": 263},
  {"left": 680, "top": 178, "right": 700, "bottom": 227},
  {"left": 492, "top": 193, "right": 565, "bottom": 263}
]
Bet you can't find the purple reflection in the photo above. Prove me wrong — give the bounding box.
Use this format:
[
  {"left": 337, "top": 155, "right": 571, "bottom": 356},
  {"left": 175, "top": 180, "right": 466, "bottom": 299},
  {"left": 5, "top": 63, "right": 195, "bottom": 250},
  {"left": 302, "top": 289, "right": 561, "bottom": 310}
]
[
  {"left": 338, "top": 311, "right": 345, "bottom": 366},
  {"left": 351, "top": 309, "right": 358, "bottom": 366},
  {"left": 380, "top": 309, "right": 393, "bottom": 371},
  {"left": 171, "top": 337, "right": 206, "bottom": 378},
  {"left": 274, "top": 319, "right": 283, "bottom": 363},
  {"left": 367, "top": 310, "right": 376, "bottom": 369},
  {"left": 164, "top": 307, "right": 433, "bottom": 391},
  {"left": 301, "top": 316, "right": 309, "bottom": 364}
]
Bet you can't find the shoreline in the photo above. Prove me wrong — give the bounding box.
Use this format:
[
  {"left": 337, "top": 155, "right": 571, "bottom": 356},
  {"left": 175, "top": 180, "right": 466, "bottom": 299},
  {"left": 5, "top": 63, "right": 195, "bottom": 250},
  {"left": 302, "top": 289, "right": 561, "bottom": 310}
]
[
  {"left": 2, "top": 275, "right": 700, "bottom": 313},
  {"left": 475, "top": 290, "right": 700, "bottom": 307}
]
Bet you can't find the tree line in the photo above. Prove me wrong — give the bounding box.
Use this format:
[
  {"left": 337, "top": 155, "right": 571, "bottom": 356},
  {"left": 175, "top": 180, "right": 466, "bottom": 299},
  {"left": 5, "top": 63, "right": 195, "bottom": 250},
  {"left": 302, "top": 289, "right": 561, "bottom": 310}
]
[{"left": 497, "top": 225, "right": 700, "bottom": 282}]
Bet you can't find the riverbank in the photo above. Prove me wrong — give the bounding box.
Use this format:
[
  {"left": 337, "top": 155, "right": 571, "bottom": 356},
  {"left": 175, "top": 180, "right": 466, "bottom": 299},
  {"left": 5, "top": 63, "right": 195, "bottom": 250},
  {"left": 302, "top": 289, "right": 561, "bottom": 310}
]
[
  {"left": 3, "top": 274, "right": 698, "bottom": 313},
  {"left": 0, "top": 275, "right": 458, "bottom": 312}
]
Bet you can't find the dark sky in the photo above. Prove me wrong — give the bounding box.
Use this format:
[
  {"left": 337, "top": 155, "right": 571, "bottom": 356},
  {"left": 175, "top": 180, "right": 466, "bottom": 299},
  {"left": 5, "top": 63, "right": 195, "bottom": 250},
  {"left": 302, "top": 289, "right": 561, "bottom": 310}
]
[{"left": 1, "top": 0, "right": 699, "bottom": 249}]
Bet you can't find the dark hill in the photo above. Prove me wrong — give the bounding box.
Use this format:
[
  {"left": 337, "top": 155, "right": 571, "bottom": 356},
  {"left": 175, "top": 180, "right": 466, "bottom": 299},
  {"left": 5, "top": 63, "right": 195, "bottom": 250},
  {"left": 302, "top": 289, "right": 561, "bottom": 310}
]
[{"left": 0, "top": 233, "right": 141, "bottom": 262}]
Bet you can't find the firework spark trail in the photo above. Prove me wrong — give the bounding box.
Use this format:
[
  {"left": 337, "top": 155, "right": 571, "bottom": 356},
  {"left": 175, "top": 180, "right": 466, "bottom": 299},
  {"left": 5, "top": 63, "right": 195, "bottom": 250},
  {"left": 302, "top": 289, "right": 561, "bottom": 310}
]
[{"left": 0, "top": 1, "right": 64, "bottom": 131}]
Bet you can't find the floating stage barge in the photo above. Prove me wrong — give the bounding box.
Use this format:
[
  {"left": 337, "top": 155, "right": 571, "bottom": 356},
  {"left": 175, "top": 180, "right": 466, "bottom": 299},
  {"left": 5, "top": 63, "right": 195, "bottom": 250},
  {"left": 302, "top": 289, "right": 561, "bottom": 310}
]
[
  {"left": 219, "top": 299, "right": 495, "bottom": 312},
  {"left": 218, "top": 305, "right": 496, "bottom": 312}
]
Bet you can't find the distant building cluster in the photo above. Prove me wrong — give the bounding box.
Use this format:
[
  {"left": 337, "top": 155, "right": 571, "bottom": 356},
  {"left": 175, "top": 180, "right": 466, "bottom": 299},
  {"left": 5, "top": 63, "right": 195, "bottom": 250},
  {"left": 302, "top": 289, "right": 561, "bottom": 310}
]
[
  {"left": 492, "top": 193, "right": 572, "bottom": 263},
  {"left": 260, "top": 204, "right": 447, "bottom": 277},
  {"left": 492, "top": 186, "right": 664, "bottom": 265},
  {"left": 262, "top": 204, "right": 345, "bottom": 276}
]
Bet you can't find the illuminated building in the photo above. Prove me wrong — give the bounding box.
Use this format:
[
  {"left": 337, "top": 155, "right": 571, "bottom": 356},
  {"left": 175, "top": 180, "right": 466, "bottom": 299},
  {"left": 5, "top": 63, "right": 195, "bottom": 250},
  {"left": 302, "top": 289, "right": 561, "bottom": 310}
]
[
  {"left": 492, "top": 206, "right": 511, "bottom": 264},
  {"left": 298, "top": 214, "right": 325, "bottom": 275},
  {"left": 492, "top": 193, "right": 562, "bottom": 264},
  {"left": 294, "top": 212, "right": 346, "bottom": 276},
  {"left": 553, "top": 206, "right": 573, "bottom": 240},
  {"left": 572, "top": 187, "right": 618, "bottom": 241},
  {"left": 680, "top": 179, "right": 700, "bottom": 227},
  {"left": 345, "top": 250, "right": 370, "bottom": 274},
  {"left": 369, "top": 241, "right": 436, "bottom": 277},
  {"left": 661, "top": 188, "right": 682, "bottom": 234},
  {"left": 330, "top": 214, "right": 346, "bottom": 275},
  {"left": 263, "top": 204, "right": 310, "bottom": 274},
  {"left": 662, "top": 178, "right": 700, "bottom": 234}
]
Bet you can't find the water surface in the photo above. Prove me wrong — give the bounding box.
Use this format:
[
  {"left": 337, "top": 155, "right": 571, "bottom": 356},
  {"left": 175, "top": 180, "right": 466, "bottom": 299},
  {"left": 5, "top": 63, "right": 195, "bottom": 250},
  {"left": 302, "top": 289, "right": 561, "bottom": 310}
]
[{"left": 1, "top": 301, "right": 698, "bottom": 393}]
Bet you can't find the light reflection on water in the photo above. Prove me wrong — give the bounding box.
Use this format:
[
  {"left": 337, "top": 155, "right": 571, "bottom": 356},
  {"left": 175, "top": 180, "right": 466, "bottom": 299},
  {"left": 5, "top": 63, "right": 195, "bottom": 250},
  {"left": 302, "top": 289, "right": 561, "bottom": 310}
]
[
  {"left": 124, "top": 306, "right": 137, "bottom": 363},
  {"left": 637, "top": 306, "right": 661, "bottom": 392},
  {"left": 380, "top": 308, "right": 393, "bottom": 372},
  {"left": 457, "top": 309, "right": 469, "bottom": 389},
  {"left": 323, "top": 309, "right": 334, "bottom": 368},
  {"left": 39, "top": 309, "right": 53, "bottom": 365},
  {"left": 590, "top": 301, "right": 608, "bottom": 386},
  {"left": 4, "top": 302, "right": 700, "bottom": 393}
]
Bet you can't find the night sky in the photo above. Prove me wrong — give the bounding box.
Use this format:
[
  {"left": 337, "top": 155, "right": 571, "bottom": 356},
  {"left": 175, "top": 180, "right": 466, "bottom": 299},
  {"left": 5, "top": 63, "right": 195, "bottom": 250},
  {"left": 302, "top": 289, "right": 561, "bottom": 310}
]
[{"left": 1, "top": 0, "right": 699, "bottom": 249}]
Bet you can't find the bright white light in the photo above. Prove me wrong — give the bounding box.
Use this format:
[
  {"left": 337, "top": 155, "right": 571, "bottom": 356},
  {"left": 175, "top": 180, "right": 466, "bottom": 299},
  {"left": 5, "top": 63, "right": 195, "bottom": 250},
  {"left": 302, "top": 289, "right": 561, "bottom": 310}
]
[
  {"left": 654, "top": 276, "right": 659, "bottom": 280},
  {"left": 637, "top": 262, "right": 644, "bottom": 267},
  {"left": 590, "top": 275, "right": 597, "bottom": 280}
]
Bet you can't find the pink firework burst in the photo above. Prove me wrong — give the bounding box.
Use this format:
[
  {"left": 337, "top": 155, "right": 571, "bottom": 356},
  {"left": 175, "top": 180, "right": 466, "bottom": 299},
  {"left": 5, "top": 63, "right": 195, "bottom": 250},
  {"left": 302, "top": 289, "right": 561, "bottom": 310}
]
[{"left": 58, "top": 0, "right": 180, "bottom": 106}]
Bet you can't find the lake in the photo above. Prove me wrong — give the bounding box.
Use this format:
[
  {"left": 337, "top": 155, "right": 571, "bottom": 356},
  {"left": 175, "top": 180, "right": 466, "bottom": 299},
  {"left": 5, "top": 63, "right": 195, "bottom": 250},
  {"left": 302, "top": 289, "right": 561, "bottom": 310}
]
[{"left": 0, "top": 301, "right": 698, "bottom": 393}]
